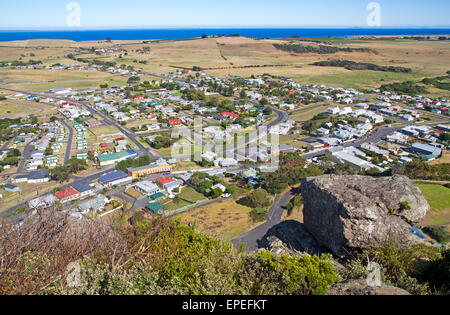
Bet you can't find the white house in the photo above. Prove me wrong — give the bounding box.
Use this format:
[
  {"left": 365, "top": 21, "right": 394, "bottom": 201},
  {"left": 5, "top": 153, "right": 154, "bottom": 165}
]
[{"left": 328, "top": 107, "right": 340, "bottom": 115}]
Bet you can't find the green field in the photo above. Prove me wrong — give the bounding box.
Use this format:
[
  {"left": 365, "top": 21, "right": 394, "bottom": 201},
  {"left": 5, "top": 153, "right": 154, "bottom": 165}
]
[
  {"left": 289, "top": 105, "right": 329, "bottom": 122},
  {"left": 178, "top": 186, "right": 207, "bottom": 203},
  {"left": 292, "top": 70, "right": 427, "bottom": 90},
  {"left": 415, "top": 183, "right": 450, "bottom": 226}
]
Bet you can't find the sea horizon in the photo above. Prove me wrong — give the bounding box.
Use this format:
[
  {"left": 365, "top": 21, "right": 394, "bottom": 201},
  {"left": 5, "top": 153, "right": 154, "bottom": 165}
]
[{"left": 0, "top": 27, "right": 450, "bottom": 42}]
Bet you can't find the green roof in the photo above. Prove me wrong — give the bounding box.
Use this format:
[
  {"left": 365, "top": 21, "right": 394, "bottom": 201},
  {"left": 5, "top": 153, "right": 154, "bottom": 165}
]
[
  {"left": 150, "top": 192, "right": 165, "bottom": 201},
  {"left": 97, "top": 151, "right": 129, "bottom": 163},
  {"left": 421, "top": 154, "right": 435, "bottom": 161},
  {"left": 146, "top": 202, "right": 167, "bottom": 214}
]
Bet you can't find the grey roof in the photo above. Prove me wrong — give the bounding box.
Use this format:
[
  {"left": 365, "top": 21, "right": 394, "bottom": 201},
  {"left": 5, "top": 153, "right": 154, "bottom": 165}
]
[
  {"left": 14, "top": 174, "right": 29, "bottom": 180},
  {"left": 71, "top": 181, "right": 93, "bottom": 193},
  {"left": 99, "top": 170, "right": 130, "bottom": 184},
  {"left": 78, "top": 195, "right": 106, "bottom": 212},
  {"left": 28, "top": 169, "right": 49, "bottom": 180},
  {"left": 164, "top": 180, "right": 182, "bottom": 189},
  {"left": 411, "top": 143, "right": 442, "bottom": 155}
]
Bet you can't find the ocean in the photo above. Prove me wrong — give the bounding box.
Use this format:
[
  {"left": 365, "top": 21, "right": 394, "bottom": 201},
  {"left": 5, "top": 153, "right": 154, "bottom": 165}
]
[{"left": 0, "top": 28, "right": 449, "bottom": 42}]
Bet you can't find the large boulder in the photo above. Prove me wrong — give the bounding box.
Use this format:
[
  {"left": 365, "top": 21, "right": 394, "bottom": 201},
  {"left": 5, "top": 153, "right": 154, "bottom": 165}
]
[{"left": 301, "top": 175, "right": 430, "bottom": 258}]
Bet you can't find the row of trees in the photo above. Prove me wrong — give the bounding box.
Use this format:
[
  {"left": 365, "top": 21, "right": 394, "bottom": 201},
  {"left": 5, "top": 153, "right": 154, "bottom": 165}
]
[
  {"left": 380, "top": 81, "right": 428, "bottom": 96},
  {"left": 273, "top": 43, "right": 371, "bottom": 54},
  {"left": 391, "top": 160, "right": 450, "bottom": 181},
  {"left": 312, "top": 59, "right": 412, "bottom": 73},
  {"left": 115, "top": 155, "right": 151, "bottom": 173},
  {"left": 422, "top": 72, "right": 450, "bottom": 91}
]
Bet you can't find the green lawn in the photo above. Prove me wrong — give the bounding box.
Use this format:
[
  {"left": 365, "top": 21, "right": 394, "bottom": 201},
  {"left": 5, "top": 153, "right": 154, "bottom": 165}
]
[
  {"left": 415, "top": 183, "right": 450, "bottom": 225},
  {"left": 288, "top": 105, "right": 328, "bottom": 122},
  {"left": 178, "top": 186, "right": 207, "bottom": 203},
  {"left": 162, "top": 187, "right": 207, "bottom": 212},
  {"left": 292, "top": 70, "right": 426, "bottom": 90},
  {"left": 415, "top": 184, "right": 450, "bottom": 211}
]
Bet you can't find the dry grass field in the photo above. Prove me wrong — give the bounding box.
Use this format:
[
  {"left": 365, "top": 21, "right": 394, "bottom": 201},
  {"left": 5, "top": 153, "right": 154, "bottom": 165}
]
[
  {"left": 0, "top": 97, "right": 57, "bottom": 118},
  {"left": 1, "top": 37, "right": 449, "bottom": 93},
  {"left": 430, "top": 150, "right": 450, "bottom": 165},
  {"left": 177, "top": 197, "right": 261, "bottom": 241}
]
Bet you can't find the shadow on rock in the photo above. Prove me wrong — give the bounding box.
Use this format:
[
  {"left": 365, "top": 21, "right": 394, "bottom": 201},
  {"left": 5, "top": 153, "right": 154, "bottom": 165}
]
[{"left": 258, "top": 220, "right": 329, "bottom": 256}]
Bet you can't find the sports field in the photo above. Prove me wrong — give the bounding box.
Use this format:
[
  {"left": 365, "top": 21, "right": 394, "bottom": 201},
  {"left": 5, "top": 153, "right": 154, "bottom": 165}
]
[{"left": 415, "top": 183, "right": 450, "bottom": 226}]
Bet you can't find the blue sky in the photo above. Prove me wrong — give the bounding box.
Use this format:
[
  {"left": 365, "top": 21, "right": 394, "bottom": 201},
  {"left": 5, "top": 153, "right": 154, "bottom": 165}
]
[{"left": 0, "top": 0, "right": 449, "bottom": 29}]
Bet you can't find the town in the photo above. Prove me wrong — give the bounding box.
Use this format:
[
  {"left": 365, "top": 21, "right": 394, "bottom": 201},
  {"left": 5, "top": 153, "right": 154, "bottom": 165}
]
[
  {"left": 1, "top": 0, "right": 450, "bottom": 297},
  {"left": 0, "top": 63, "right": 449, "bottom": 230}
]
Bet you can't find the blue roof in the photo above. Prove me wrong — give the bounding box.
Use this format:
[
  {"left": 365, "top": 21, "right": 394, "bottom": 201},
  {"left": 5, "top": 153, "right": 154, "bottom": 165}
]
[
  {"left": 99, "top": 170, "right": 130, "bottom": 184},
  {"left": 71, "top": 181, "right": 92, "bottom": 193},
  {"left": 5, "top": 184, "right": 19, "bottom": 190},
  {"left": 27, "top": 169, "right": 49, "bottom": 180},
  {"left": 126, "top": 150, "right": 138, "bottom": 158}
]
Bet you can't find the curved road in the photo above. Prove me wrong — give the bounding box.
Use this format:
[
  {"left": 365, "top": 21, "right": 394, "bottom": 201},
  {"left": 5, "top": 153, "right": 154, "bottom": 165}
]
[{"left": 231, "top": 188, "right": 296, "bottom": 251}]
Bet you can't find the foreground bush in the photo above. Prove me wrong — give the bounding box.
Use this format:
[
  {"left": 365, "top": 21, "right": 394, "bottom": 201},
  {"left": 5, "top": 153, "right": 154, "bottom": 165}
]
[
  {"left": 0, "top": 210, "right": 337, "bottom": 295},
  {"left": 340, "top": 239, "right": 449, "bottom": 295}
]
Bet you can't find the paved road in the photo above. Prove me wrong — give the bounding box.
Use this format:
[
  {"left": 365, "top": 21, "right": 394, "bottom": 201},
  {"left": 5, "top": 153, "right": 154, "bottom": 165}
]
[
  {"left": 81, "top": 101, "right": 161, "bottom": 159},
  {"left": 16, "top": 131, "right": 44, "bottom": 174},
  {"left": 59, "top": 119, "right": 74, "bottom": 163},
  {"left": 231, "top": 188, "right": 296, "bottom": 251},
  {"left": 301, "top": 126, "right": 402, "bottom": 159}
]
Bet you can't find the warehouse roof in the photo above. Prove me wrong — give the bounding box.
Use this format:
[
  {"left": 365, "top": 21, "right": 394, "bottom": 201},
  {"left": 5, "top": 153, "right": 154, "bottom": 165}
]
[
  {"left": 127, "top": 161, "right": 169, "bottom": 173},
  {"left": 99, "top": 170, "right": 130, "bottom": 184}
]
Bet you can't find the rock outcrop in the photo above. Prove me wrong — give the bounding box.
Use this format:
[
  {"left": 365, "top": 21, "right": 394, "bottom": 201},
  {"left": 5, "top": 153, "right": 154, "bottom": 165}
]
[
  {"left": 301, "top": 175, "right": 430, "bottom": 258},
  {"left": 327, "top": 280, "right": 411, "bottom": 295},
  {"left": 259, "top": 220, "right": 327, "bottom": 256}
]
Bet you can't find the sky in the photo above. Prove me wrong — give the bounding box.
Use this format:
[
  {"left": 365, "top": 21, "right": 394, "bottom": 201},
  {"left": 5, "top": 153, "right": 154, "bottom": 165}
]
[{"left": 0, "top": 0, "right": 449, "bottom": 29}]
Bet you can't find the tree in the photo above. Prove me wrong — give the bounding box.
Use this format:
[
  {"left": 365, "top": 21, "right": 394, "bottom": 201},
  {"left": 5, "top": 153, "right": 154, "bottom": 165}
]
[
  {"left": 198, "top": 181, "right": 213, "bottom": 195},
  {"left": 210, "top": 188, "right": 223, "bottom": 199},
  {"left": 260, "top": 98, "right": 268, "bottom": 106},
  {"left": 238, "top": 188, "right": 271, "bottom": 208},
  {"left": 1, "top": 156, "right": 19, "bottom": 166},
  {"left": 439, "top": 133, "right": 450, "bottom": 142},
  {"left": 127, "top": 76, "right": 141, "bottom": 85},
  {"left": 240, "top": 90, "right": 247, "bottom": 99},
  {"left": 87, "top": 151, "right": 95, "bottom": 162},
  {"left": 50, "top": 166, "right": 71, "bottom": 183},
  {"left": 263, "top": 107, "right": 273, "bottom": 115},
  {"left": 7, "top": 149, "right": 21, "bottom": 157},
  {"left": 65, "top": 158, "right": 88, "bottom": 174}
]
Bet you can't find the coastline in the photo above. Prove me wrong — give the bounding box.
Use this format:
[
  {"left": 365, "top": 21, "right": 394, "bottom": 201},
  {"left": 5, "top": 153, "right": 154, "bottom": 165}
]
[{"left": 0, "top": 28, "right": 450, "bottom": 42}]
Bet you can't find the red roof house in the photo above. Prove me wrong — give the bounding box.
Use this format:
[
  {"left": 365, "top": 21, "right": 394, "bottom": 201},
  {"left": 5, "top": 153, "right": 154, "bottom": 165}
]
[
  {"left": 169, "top": 119, "right": 182, "bottom": 126},
  {"left": 55, "top": 187, "right": 79, "bottom": 201},
  {"left": 220, "top": 112, "right": 239, "bottom": 119},
  {"left": 100, "top": 143, "right": 108, "bottom": 148},
  {"left": 156, "top": 177, "right": 175, "bottom": 186}
]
